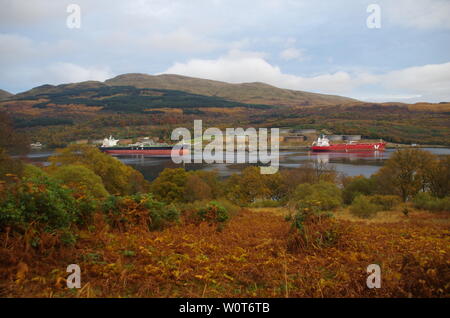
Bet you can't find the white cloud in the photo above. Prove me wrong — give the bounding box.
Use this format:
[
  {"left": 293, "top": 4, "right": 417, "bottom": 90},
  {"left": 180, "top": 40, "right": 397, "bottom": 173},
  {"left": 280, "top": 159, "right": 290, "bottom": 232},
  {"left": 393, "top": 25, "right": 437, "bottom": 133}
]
[
  {"left": 280, "top": 48, "right": 307, "bottom": 61},
  {"left": 0, "top": 33, "right": 77, "bottom": 65},
  {"left": 0, "top": 0, "right": 64, "bottom": 26},
  {"left": 164, "top": 50, "right": 357, "bottom": 94},
  {"left": 164, "top": 50, "right": 450, "bottom": 101},
  {"left": 44, "top": 62, "right": 114, "bottom": 84},
  {"left": 0, "top": 33, "right": 34, "bottom": 63},
  {"left": 384, "top": 0, "right": 450, "bottom": 29},
  {"left": 1, "top": 1, "right": 449, "bottom": 102},
  {"left": 379, "top": 62, "right": 450, "bottom": 101},
  {"left": 124, "top": 0, "right": 182, "bottom": 19},
  {"left": 3, "top": 62, "right": 114, "bottom": 94},
  {"left": 143, "top": 29, "right": 221, "bottom": 53},
  {"left": 98, "top": 28, "right": 225, "bottom": 54}
]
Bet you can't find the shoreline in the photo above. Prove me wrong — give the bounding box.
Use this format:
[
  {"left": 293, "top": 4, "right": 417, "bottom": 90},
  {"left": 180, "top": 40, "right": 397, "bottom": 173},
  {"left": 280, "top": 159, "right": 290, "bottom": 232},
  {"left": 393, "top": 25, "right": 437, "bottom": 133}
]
[{"left": 25, "top": 143, "right": 450, "bottom": 153}]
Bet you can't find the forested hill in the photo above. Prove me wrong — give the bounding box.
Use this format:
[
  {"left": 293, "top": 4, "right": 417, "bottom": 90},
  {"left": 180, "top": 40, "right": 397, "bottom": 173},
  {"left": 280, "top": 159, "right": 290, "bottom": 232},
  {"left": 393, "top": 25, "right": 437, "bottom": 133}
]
[
  {"left": 9, "top": 73, "right": 358, "bottom": 113},
  {"left": 10, "top": 84, "right": 274, "bottom": 113},
  {"left": 105, "top": 73, "right": 358, "bottom": 107},
  {"left": 2, "top": 74, "right": 449, "bottom": 147}
]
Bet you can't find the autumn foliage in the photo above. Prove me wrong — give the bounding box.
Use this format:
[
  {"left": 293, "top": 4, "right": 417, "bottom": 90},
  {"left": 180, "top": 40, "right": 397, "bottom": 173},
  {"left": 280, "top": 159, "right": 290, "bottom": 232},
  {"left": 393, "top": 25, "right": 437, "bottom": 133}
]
[
  {"left": 0, "top": 146, "right": 449, "bottom": 298},
  {"left": 0, "top": 207, "right": 448, "bottom": 297}
]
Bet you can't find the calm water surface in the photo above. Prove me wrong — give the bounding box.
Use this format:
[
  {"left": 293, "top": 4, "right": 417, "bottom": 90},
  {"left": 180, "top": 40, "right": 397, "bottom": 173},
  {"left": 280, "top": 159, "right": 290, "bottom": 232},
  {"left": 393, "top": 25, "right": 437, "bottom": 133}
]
[{"left": 26, "top": 147, "right": 450, "bottom": 181}]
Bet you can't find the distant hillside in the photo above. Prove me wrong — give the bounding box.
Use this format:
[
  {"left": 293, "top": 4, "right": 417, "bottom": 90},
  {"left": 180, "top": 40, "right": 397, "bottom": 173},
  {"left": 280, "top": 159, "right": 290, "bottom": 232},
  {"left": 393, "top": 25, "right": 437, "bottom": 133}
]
[
  {"left": 0, "top": 89, "right": 13, "bottom": 101},
  {"left": 5, "top": 83, "right": 274, "bottom": 115},
  {"left": 12, "top": 73, "right": 358, "bottom": 108},
  {"left": 5, "top": 75, "right": 450, "bottom": 118},
  {"left": 1, "top": 75, "right": 449, "bottom": 147},
  {"left": 105, "top": 73, "right": 357, "bottom": 107},
  {"left": 13, "top": 81, "right": 107, "bottom": 100}
]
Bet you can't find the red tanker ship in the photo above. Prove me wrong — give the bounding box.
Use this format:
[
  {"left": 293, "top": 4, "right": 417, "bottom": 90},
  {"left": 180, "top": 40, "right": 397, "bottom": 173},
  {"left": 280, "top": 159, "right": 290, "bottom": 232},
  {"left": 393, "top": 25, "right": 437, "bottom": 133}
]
[{"left": 311, "top": 135, "right": 386, "bottom": 152}]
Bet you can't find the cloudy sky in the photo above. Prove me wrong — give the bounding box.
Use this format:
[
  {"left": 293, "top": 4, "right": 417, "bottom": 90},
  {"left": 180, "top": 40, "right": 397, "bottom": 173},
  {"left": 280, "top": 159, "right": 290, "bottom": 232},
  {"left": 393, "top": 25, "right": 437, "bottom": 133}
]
[{"left": 1, "top": 0, "right": 450, "bottom": 102}]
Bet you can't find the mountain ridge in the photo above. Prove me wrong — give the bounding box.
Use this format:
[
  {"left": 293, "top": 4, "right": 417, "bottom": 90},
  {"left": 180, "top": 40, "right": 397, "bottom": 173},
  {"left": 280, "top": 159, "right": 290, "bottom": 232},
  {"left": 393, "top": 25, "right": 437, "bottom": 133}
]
[
  {"left": 104, "top": 73, "right": 358, "bottom": 106},
  {"left": 12, "top": 73, "right": 358, "bottom": 107}
]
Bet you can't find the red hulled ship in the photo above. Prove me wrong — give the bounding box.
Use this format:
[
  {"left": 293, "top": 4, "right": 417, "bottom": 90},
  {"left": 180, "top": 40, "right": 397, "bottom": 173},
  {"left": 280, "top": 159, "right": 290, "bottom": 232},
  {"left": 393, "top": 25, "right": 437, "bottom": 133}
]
[{"left": 311, "top": 135, "right": 386, "bottom": 152}]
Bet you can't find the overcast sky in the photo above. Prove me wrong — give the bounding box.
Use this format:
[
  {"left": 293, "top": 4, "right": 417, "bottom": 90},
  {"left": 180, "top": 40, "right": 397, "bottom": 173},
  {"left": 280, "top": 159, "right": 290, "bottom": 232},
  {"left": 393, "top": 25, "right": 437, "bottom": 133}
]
[{"left": 1, "top": 0, "right": 450, "bottom": 102}]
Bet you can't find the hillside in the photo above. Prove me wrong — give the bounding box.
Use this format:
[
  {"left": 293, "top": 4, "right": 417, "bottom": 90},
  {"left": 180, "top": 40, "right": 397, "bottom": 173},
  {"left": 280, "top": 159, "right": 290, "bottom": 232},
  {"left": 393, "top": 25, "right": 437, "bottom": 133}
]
[
  {"left": 7, "top": 84, "right": 274, "bottom": 114},
  {"left": 9, "top": 73, "right": 357, "bottom": 109},
  {"left": 2, "top": 74, "right": 449, "bottom": 147},
  {"left": 105, "top": 73, "right": 357, "bottom": 107},
  {"left": 0, "top": 89, "right": 13, "bottom": 101},
  {"left": 12, "top": 81, "right": 108, "bottom": 100}
]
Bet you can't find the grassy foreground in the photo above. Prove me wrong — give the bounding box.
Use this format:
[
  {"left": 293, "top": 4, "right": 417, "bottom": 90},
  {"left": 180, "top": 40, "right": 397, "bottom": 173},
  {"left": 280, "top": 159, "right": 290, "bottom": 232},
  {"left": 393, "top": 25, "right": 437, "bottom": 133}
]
[{"left": 1, "top": 207, "right": 448, "bottom": 298}]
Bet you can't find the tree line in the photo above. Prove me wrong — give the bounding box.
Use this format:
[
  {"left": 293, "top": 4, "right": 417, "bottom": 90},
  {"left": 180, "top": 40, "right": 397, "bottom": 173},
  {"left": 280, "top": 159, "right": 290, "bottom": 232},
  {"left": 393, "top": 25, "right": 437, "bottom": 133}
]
[{"left": 0, "top": 120, "right": 449, "bottom": 249}]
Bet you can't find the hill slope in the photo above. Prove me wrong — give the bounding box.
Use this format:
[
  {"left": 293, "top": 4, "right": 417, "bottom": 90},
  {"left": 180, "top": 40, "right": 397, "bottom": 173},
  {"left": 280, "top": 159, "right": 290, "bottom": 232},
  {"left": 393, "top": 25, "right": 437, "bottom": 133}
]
[
  {"left": 13, "top": 81, "right": 107, "bottom": 100},
  {"left": 9, "top": 84, "right": 273, "bottom": 114},
  {"left": 11, "top": 74, "right": 358, "bottom": 107},
  {"left": 5, "top": 74, "right": 358, "bottom": 115},
  {"left": 0, "top": 89, "right": 13, "bottom": 101},
  {"left": 105, "top": 73, "right": 358, "bottom": 107}
]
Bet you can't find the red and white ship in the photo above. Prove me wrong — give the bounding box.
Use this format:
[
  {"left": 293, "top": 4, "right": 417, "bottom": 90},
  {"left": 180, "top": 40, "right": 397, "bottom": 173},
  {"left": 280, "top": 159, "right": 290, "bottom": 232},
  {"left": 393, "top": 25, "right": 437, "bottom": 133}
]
[{"left": 311, "top": 135, "right": 386, "bottom": 152}]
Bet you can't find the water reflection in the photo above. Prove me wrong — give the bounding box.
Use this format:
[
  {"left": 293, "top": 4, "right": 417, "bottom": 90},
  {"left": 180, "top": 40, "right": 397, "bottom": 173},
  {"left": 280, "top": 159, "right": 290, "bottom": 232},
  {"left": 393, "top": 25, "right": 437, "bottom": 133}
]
[
  {"left": 25, "top": 147, "right": 450, "bottom": 181},
  {"left": 308, "top": 150, "right": 385, "bottom": 164}
]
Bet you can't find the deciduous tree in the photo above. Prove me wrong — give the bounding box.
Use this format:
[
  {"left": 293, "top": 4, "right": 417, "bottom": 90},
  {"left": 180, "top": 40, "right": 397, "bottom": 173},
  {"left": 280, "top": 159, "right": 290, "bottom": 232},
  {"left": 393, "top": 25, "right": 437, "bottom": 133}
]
[
  {"left": 49, "top": 144, "right": 148, "bottom": 195},
  {"left": 375, "top": 149, "right": 436, "bottom": 201}
]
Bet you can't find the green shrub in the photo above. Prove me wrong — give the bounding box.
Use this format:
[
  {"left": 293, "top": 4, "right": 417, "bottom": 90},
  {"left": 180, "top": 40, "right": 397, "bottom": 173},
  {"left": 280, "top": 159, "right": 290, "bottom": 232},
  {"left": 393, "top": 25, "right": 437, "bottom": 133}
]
[
  {"left": 413, "top": 192, "right": 450, "bottom": 212},
  {"left": 49, "top": 144, "right": 149, "bottom": 196},
  {"left": 102, "top": 193, "right": 179, "bottom": 231},
  {"left": 197, "top": 201, "right": 229, "bottom": 224},
  {"left": 51, "top": 164, "right": 109, "bottom": 199},
  {"left": 181, "top": 199, "right": 239, "bottom": 221},
  {"left": 23, "top": 164, "right": 47, "bottom": 179},
  {"left": 368, "top": 195, "right": 401, "bottom": 211},
  {"left": 149, "top": 168, "right": 188, "bottom": 203},
  {"left": 0, "top": 174, "right": 78, "bottom": 232},
  {"left": 289, "top": 181, "right": 342, "bottom": 212},
  {"left": 349, "top": 195, "right": 382, "bottom": 219},
  {"left": 288, "top": 209, "right": 338, "bottom": 252},
  {"left": 213, "top": 199, "right": 240, "bottom": 217},
  {"left": 224, "top": 167, "right": 270, "bottom": 206},
  {"left": 74, "top": 195, "right": 99, "bottom": 226},
  {"left": 342, "top": 176, "right": 376, "bottom": 204},
  {"left": 291, "top": 211, "right": 307, "bottom": 232}
]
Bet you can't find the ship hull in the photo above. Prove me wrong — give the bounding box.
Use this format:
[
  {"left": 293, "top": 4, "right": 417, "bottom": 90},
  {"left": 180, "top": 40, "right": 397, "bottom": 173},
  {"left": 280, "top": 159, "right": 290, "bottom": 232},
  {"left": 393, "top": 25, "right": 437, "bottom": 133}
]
[
  {"left": 100, "top": 146, "right": 189, "bottom": 157},
  {"left": 311, "top": 142, "right": 386, "bottom": 152}
]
